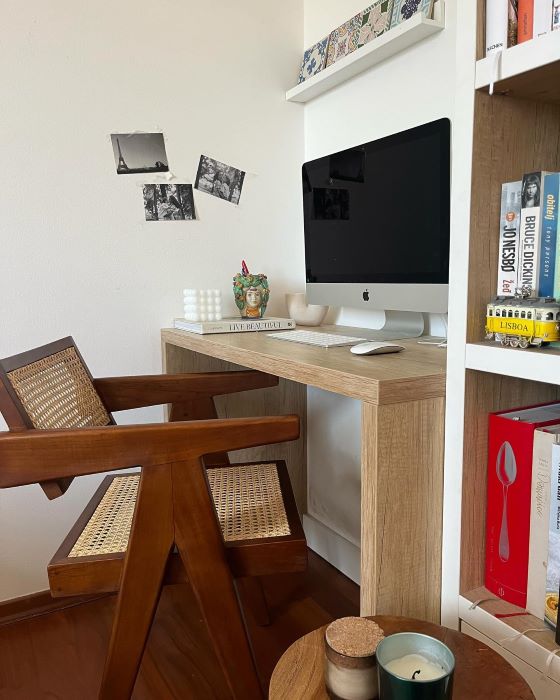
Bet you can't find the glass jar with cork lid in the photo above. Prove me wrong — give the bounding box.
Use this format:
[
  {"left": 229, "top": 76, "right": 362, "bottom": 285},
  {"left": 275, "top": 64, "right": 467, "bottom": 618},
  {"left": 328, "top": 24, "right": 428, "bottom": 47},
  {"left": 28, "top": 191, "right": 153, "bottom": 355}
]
[{"left": 324, "top": 617, "right": 385, "bottom": 700}]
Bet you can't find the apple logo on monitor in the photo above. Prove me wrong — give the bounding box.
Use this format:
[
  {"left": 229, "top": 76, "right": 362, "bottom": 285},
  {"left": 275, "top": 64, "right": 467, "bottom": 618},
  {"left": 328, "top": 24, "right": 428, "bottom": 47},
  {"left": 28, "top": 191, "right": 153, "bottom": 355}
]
[{"left": 362, "top": 290, "right": 370, "bottom": 302}]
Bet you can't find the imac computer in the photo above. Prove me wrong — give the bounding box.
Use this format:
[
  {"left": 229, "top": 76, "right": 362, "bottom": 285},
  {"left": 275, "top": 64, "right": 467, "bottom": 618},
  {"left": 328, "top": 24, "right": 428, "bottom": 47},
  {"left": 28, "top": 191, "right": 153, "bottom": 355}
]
[{"left": 302, "top": 118, "right": 450, "bottom": 339}]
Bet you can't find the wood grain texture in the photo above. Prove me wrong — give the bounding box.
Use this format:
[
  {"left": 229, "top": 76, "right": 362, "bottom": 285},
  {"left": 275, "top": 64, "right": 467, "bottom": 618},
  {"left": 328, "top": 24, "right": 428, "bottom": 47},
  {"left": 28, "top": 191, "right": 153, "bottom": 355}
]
[
  {"left": 361, "top": 399, "right": 445, "bottom": 622},
  {"left": 0, "top": 590, "right": 108, "bottom": 627},
  {"left": 467, "top": 92, "right": 560, "bottom": 343},
  {"left": 269, "top": 615, "right": 535, "bottom": 699},
  {"left": 161, "top": 327, "right": 446, "bottom": 405},
  {"left": 483, "top": 63, "right": 560, "bottom": 105},
  {"left": 460, "top": 371, "right": 560, "bottom": 593},
  {"left": 0, "top": 551, "right": 358, "bottom": 699},
  {"left": 163, "top": 340, "right": 308, "bottom": 514},
  {"left": 100, "top": 465, "right": 174, "bottom": 700},
  {"left": 0, "top": 416, "right": 300, "bottom": 487}
]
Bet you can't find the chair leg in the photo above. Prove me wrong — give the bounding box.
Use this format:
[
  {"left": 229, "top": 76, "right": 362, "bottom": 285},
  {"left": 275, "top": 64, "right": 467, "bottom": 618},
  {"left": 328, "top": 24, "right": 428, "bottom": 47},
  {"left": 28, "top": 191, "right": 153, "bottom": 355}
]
[
  {"left": 237, "top": 576, "right": 271, "bottom": 627},
  {"left": 99, "top": 465, "right": 174, "bottom": 700},
  {"left": 173, "top": 459, "right": 264, "bottom": 699}
]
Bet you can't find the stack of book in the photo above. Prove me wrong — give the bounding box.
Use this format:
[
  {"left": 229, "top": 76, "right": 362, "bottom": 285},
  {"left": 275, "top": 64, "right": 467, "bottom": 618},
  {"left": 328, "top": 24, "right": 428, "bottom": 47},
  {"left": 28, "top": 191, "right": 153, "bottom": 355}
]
[
  {"left": 485, "top": 401, "right": 560, "bottom": 643},
  {"left": 486, "top": 0, "right": 559, "bottom": 55},
  {"left": 496, "top": 172, "right": 560, "bottom": 299}
]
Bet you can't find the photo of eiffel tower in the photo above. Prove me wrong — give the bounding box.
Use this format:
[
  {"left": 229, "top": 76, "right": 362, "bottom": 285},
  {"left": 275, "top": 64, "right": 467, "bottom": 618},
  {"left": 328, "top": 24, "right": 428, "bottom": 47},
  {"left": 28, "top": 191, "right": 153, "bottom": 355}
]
[
  {"left": 116, "top": 138, "right": 129, "bottom": 173},
  {"left": 111, "top": 133, "right": 169, "bottom": 175}
]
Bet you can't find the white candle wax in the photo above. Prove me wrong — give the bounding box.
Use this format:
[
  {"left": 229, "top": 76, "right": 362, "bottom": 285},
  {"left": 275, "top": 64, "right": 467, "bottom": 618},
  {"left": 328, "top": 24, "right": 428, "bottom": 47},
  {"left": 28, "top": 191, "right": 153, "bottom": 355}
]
[{"left": 385, "top": 654, "right": 446, "bottom": 681}]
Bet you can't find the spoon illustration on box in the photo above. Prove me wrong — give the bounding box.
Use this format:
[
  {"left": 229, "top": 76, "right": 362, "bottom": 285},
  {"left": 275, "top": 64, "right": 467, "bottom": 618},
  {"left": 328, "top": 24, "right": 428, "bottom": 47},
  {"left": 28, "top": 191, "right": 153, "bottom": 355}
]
[{"left": 496, "top": 441, "right": 517, "bottom": 562}]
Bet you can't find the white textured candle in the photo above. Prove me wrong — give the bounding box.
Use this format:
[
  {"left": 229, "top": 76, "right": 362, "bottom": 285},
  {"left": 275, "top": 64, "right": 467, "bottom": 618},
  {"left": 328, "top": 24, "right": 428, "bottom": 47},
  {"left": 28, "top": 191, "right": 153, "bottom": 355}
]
[{"left": 385, "top": 654, "right": 445, "bottom": 681}]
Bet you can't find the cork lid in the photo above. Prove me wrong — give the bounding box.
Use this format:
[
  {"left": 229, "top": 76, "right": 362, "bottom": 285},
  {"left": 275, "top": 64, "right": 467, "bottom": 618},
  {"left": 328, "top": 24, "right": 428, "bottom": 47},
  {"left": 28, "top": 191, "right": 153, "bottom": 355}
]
[{"left": 325, "top": 617, "right": 385, "bottom": 658}]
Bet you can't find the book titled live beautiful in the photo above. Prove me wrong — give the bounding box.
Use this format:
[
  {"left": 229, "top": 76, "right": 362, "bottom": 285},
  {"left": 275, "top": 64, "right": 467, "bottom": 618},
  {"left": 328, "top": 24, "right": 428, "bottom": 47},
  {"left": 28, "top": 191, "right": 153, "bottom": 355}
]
[{"left": 173, "top": 317, "right": 295, "bottom": 335}]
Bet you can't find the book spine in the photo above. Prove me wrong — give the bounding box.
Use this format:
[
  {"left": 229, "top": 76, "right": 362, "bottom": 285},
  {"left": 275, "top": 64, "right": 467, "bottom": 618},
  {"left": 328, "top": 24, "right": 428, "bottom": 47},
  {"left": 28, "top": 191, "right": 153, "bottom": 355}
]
[
  {"left": 173, "top": 318, "right": 295, "bottom": 334},
  {"left": 518, "top": 171, "right": 543, "bottom": 296},
  {"left": 539, "top": 173, "right": 559, "bottom": 297},
  {"left": 534, "top": 0, "right": 553, "bottom": 35},
  {"left": 508, "top": 0, "right": 519, "bottom": 46},
  {"left": 518, "top": 0, "right": 535, "bottom": 41},
  {"left": 554, "top": 0, "right": 560, "bottom": 30},
  {"left": 485, "top": 415, "right": 535, "bottom": 607},
  {"left": 486, "top": 0, "right": 510, "bottom": 54},
  {"left": 526, "top": 429, "right": 554, "bottom": 617},
  {"left": 497, "top": 181, "right": 522, "bottom": 296},
  {"left": 546, "top": 443, "right": 560, "bottom": 631}
]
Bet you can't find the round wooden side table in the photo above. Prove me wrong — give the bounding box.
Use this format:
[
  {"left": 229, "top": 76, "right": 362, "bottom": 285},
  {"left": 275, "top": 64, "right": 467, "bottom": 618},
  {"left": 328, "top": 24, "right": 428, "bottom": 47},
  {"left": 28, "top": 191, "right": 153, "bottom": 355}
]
[{"left": 269, "top": 615, "right": 535, "bottom": 699}]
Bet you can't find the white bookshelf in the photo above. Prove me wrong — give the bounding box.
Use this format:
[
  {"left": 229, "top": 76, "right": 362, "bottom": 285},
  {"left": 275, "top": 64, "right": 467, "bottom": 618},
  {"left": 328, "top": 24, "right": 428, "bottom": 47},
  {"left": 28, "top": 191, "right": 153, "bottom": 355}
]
[
  {"left": 286, "top": 7, "right": 445, "bottom": 104},
  {"left": 475, "top": 30, "right": 560, "bottom": 103},
  {"left": 465, "top": 342, "right": 560, "bottom": 386},
  {"left": 445, "top": 3, "right": 560, "bottom": 698}
]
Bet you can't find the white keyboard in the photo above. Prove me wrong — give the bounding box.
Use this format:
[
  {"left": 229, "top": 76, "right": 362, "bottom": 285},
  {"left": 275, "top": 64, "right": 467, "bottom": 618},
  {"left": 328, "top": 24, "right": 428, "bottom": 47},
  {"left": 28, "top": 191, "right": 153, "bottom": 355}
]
[{"left": 267, "top": 329, "right": 366, "bottom": 348}]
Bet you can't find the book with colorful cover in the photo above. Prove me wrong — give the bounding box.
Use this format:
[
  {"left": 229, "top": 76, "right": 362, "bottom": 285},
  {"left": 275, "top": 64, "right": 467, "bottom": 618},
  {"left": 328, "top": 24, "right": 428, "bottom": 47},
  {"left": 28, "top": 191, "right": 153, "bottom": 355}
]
[
  {"left": 173, "top": 317, "right": 295, "bottom": 334},
  {"left": 518, "top": 0, "right": 535, "bottom": 42},
  {"left": 518, "top": 171, "right": 547, "bottom": 295},
  {"left": 546, "top": 443, "right": 560, "bottom": 632},
  {"left": 497, "top": 181, "right": 522, "bottom": 296},
  {"left": 508, "top": 0, "right": 519, "bottom": 46},
  {"left": 538, "top": 172, "right": 559, "bottom": 297},
  {"left": 485, "top": 401, "right": 560, "bottom": 608}
]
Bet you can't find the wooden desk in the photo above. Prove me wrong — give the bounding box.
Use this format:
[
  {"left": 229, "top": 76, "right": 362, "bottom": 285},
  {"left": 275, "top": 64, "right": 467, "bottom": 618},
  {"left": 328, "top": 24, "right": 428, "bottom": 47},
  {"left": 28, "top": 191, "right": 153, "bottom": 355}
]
[
  {"left": 161, "top": 326, "right": 446, "bottom": 621},
  {"left": 268, "top": 616, "right": 535, "bottom": 699}
]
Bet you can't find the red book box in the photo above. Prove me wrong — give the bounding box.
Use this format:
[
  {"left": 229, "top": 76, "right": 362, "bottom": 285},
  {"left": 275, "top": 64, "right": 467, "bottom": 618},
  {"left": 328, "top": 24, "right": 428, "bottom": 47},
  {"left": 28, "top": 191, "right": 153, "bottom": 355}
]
[{"left": 485, "top": 402, "right": 560, "bottom": 607}]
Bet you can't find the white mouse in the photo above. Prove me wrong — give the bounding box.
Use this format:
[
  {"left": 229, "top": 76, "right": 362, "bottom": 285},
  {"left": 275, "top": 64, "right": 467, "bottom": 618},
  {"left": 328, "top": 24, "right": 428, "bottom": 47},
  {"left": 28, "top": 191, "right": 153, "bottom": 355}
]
[{"left": 350, "top": 341, "right": 405, "bottom": 355}]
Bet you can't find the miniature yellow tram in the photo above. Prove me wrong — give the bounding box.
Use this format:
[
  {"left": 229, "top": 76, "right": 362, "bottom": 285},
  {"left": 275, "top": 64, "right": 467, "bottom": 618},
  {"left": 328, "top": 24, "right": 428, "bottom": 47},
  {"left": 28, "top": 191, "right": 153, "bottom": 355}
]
[{"left": 485, "top": 296, "right": 560, "bottom": 348}]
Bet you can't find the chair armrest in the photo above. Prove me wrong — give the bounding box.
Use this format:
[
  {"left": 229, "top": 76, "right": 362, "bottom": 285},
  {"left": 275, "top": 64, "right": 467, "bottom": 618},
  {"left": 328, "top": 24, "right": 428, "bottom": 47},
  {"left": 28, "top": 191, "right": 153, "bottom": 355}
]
[
  {"left": 93, "top": 371, "right": 278, "bottom": 411},
  {"left": 0, "top": 415, "right": 299, "bottom": 488}
]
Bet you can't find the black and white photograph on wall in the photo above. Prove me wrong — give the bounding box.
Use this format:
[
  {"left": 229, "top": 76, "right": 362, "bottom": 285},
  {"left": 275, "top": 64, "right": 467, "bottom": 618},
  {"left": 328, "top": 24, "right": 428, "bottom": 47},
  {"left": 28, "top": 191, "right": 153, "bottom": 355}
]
[
  {"left": 194, "top": 155, "right": 245, "bottom": 205},
  {"left": 143, "top": 184, "right": 195, "bottom": 221},
  {"left": 111, "top": 133, "right": 169, "bottom": 174}
]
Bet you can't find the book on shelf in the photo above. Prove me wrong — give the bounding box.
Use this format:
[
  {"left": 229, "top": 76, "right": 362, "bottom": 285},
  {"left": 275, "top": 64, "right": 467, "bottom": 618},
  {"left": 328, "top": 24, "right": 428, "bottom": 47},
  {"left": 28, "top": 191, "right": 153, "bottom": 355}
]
[
  {"left": 539, "top": 172, "right": 559, "bottom": 298},
  {"left": 507, "top": 0, "right": 519, "bottom": 46},
  {"left": 554, "top": 0, "right": 560, "bottom": 31},
  {"left": 517, "top": 0, "right": 534, "bottom": 42},
  {"left": 534, "top": 0, "right": 553, "bottom": 37},
  {"left": 526, "top": 425, "right": 560, "bottom": 618},
  {"left": 486, "top": 0, "right": 510, "bottom": 54},
  {"left": 485, "top": 402, "right": 560, "bottom": 607},
  {"left": 173, "top": 316, "right": 295, "bottom": 334},
  {"left": 519, "top": 171, "right": 550, "bottom": 296},
  {"left": 546, "top": 442, "right": 560, "bottom": 633},
  {"left": 497, "top": 181, "right": 522, "bottom": 296}
]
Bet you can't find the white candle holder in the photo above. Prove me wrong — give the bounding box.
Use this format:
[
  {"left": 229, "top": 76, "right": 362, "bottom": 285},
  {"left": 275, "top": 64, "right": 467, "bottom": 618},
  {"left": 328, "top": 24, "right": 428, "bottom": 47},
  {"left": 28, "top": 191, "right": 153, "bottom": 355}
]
[{"left": 183, "top": 288, "right": 222, "bottom": 322}]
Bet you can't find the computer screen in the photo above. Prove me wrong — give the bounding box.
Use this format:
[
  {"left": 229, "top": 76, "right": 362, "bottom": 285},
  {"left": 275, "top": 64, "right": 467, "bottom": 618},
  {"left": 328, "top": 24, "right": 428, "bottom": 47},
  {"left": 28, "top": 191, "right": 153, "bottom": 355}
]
[{"left": 303, "top": 119, "right": 450, "bottom": 298}]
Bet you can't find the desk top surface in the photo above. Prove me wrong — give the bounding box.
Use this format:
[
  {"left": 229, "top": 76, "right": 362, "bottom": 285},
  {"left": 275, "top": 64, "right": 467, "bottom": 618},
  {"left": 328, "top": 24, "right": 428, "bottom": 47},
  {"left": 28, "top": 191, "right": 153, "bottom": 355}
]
[{"left": 161, "top": 326, "right": 446, "bottom": 405}]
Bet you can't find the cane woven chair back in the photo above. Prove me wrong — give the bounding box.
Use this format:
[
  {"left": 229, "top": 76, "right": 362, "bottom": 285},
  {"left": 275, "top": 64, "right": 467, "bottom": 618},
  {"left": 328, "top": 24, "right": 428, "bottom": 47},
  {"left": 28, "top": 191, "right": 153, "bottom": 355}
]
[{"left": 0, "top": 337, "right": 114, "bottom": 498}]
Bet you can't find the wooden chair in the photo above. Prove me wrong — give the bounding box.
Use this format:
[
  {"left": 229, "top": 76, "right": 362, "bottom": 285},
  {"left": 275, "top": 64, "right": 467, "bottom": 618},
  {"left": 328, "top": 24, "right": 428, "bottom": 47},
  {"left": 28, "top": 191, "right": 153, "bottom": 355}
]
[{"left": 0, "top": 337, "right": 307, "bottom": 699}]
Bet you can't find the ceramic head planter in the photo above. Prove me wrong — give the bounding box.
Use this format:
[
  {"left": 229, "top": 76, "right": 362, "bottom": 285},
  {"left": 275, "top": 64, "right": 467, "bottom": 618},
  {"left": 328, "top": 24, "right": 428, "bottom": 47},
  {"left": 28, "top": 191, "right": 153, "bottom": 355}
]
[{"left": 233, "top": 260, "right": 270, "bottom": 318}]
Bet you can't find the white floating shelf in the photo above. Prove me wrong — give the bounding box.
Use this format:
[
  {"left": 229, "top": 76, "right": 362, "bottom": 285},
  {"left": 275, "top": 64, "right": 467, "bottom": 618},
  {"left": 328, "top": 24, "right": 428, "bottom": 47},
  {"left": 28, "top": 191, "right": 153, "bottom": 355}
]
[
  {"left": 286, "top": 9, "right": 445, "bottom": 104},
  {"left": 476, "top": 31, "right": 560, "bottom": 103},
  {"left": 465, "top": 341, "right": 560, "bottom": 386}
]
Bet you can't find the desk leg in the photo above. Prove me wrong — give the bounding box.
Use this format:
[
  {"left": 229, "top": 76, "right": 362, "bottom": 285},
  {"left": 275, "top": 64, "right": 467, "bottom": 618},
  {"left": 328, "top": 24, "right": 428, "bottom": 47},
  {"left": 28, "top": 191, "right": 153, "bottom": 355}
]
[
  {"left": 162, "top": 341, "right": 307, "bottom": 515},
  {"left": 361, "top": 397, "right": 444, "bottom": 623}
]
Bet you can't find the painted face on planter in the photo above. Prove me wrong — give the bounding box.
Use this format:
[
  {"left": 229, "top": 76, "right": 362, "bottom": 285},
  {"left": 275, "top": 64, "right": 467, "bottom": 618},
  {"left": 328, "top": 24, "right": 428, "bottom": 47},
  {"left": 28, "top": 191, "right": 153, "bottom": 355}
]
[{"left": 245, "top": 287, "right": 262, "bottom": 309}]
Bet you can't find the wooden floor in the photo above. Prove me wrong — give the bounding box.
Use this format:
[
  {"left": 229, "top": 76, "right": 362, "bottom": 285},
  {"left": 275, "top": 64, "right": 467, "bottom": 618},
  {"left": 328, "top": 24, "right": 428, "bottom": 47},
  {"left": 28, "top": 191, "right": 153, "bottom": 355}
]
[{"left": 0, "top": 551, "right": 358, "bottom": 699}]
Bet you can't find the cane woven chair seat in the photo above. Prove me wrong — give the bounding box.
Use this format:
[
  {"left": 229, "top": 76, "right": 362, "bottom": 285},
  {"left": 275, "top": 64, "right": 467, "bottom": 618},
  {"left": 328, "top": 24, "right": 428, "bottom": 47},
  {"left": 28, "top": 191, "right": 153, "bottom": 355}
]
[{"left": 67, "top": 463, "right": 290, "bottom": 559}]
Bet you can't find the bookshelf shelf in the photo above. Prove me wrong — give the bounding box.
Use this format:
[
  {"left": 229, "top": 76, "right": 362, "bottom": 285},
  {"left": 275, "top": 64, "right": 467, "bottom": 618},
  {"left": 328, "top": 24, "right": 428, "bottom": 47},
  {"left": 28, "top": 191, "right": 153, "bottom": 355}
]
[
  {"left": 465, "top": 342, "right": 560, "bottom": 386},
  {"left": 459, "top": 589, "right": 560, "bottom": 685},
  {"left": 285, "top": 9, "right": 445, "bottom": 104},
  {"left": 476, "top": 31, "right": 560, "bottom": 104}
]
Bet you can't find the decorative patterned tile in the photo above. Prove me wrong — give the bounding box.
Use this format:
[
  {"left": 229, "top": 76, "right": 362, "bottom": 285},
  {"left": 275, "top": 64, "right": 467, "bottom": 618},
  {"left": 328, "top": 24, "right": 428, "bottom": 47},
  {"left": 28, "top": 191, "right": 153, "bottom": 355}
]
[
  {"left": 358, "top": 0, "right": 395, "bottom": 48},
  {"left": 389, "top": 0, "right": 433, "bottom": 29},
  {"left": 298, "top": 37, "right": 329, "bottom": 83},
  {"left": 325, "top": 13, "right": 362, "bottom": 68}
]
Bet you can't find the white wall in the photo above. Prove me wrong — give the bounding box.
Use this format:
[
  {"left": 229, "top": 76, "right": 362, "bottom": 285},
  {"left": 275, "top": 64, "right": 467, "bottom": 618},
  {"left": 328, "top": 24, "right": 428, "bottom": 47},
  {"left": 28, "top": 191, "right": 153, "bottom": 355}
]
[
  {"left": 303, "top": 0, "right": 457, "bottom": 586},
  {"left": 0, "top": 0, "right": 304, "bottom": 601}
]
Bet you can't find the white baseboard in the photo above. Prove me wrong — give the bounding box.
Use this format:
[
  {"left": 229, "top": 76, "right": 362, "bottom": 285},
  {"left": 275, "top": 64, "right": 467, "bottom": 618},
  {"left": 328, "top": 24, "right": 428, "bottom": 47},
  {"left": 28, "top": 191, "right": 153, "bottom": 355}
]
[{"left": 303, "top": 513, "right": 361, "bottom": 584}]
